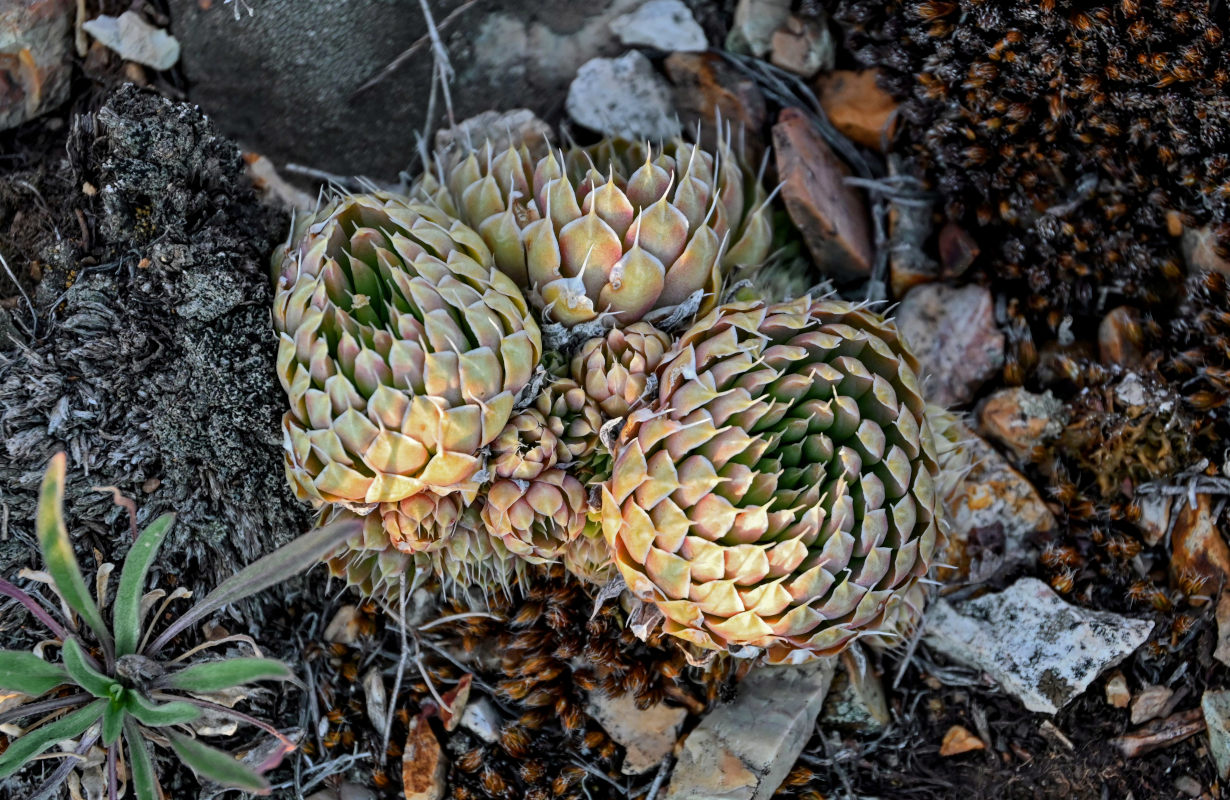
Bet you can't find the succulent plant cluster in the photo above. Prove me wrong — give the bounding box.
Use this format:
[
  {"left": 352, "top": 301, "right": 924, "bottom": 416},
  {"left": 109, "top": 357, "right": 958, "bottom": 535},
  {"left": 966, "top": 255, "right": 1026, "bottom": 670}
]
[{"left": 272, "top": 132, "right": 946, "bottom": 663}]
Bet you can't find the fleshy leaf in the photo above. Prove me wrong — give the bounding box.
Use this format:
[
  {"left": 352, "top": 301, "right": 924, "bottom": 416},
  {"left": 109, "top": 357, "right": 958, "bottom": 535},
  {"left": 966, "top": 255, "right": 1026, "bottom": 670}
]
[
  {"left": 101, "top": 702, "right": 124, "bottom": 746},
  {"left": 0, "top": 698, "right": 105, "bottom": 779},
  {"left": 61, "top": 638, "right": 114, "bottom": 700},
  {"left": 114, "top": 513, "right": 175, "bottom": 657},
  {"left": 165, "top": 658, "right": 294, "bottom": 693},
  {"left": 147, "top": 516, "right": 363, "bottom": 655},
  {"left": 36, "top": 453, "right": 113, "bottom": 652},
  {"left": 124, "top": 693, "right": 201, "bottom": 728},
  {"left": 0, "top": 651, "right": 68, "bottom": 697},
  {"left": 124, "top": 719, "right": 161, "bottom": 800},
  {"left": 167, "top": 731, "right": 271, "bottom": 794}
]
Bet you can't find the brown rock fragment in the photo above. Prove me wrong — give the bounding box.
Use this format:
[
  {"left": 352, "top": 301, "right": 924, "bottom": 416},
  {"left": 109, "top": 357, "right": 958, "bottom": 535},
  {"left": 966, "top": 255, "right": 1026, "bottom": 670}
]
[
  {"left": 975, "top": 387, "right": 1065, "bottom": 464},
  {"left": 1169, "top": 494, "right": 1230, "bottom": 603},
  {"left": 815, "top": 69, "right": 897, "bottom": 151},
  {"left": 1131, "top": 685, "right": 1175, "bottom": 725},
  {"left": 938, "top": 222, "right": 979, "bottom": 277},
  {"left": 1132, "top": 494, "right": 1173, "bottom": 547},
  {"left": 586, "top": 690, "right": 687, "bottom": 776},
  {"left": 940, "top": 725, "right": 985, "bottom": 756},
  {"left": 768, "top": 15, "right": 832, "bottom": 78},
  {"left": 663, "top": 52, "right": 767, "bottom": 162},
  {"left": 1106, "top": 671, "right": 1130, "bottom": 709},
  {"left": 0, "top": 0, "right": 74, "bottom": 131},
  {"left": 1099, "top": 306, "right": 1145, "bottom": 368},
  {"left": 773, "top": 107, "right": 872, "bottom": 281},
  {"left": 1181, "top": 225, "right": 1230, "bottom": 277},
  {"left": 1110, "top": 709, "right": 1205, "bottom": 758},
  {"left": 402, "top": 712, "right": 447, "bottom": 800},
  {"left": 896, "top": 283, "right": 1005, "bottom": 406}
]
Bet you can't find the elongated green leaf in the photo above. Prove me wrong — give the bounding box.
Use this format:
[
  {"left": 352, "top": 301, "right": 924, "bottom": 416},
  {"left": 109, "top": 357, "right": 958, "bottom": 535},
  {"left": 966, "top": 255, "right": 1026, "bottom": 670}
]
[
  {"left": 36, "top": 454, "right": 113, "bottom": 652},
  {"left": 0, "top": 698, "right": 105, "bottom": 778},
  {"left": 114, "top": 513, "right": 175, "bottom": 657},
  {"left": 101, "top": 702, "right": 124, "bottom": 746},
  {"left": 167, "top": 731, "right": 270, "bottom": 794},
  {"left": 124, "top": 720, "right": 160, "bottom": 800},
  {"left": 0, "top": 651, "right": 68, "bottom": 696},
  {"left": 165, "top": 658, "right": 294, "bottom": 693},
  {"left": 147, "top": 516, "right": 363, "bottom": 655},
  {"left": 124, "top": 692, "right": 200, "bottom": 728},
  {"left": 61, "top": 638, "right": 114, "bottom": 700}
]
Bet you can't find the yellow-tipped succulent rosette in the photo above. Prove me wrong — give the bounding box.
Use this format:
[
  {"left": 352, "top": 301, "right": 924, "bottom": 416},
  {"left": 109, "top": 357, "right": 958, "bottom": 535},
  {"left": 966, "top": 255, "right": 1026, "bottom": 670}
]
[
  {"left": 418, "top": 136, "right": 774, "bottom": 327},
  {"left": 272, "top": 193, "right": 542, "bottom": 508},
  {"left": 601, "top": 297, "right": 943, "bottom": 664}
]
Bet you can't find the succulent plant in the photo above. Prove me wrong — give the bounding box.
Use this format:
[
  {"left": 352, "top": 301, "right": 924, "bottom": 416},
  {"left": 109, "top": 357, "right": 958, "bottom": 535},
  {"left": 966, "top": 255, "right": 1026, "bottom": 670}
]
[
  {"left": 272, "top": 192, "right": 542, "bottom": 508},
  {"left": 571, "top": 322, "right": 673, "bottom": 420},
  {"left": 531, "top": 378, "right": 604, "bottom": 466},
  {"left": 0, "top": 454, "right": 362, "bottom": 798},
  {"left": 601, "top": 297, "right": 942, "bottom": 664},
  {"left": 427, "top": 522, "right": 527, "bottom": 599},
  {"left": 562, "top": 520, "right": 618, "bottom": 587},
  {"left": 417, "top": 136, "right": 775, "bottom": 327},
  {"left": 482, "top": 470, "right": 589, "bottom": 563}
]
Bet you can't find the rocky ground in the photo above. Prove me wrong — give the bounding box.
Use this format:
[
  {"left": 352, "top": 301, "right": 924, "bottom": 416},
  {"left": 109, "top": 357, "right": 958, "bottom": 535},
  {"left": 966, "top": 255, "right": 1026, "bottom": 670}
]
[{"left": 2, "top": 1, "right": 1230, "bottom": 799}]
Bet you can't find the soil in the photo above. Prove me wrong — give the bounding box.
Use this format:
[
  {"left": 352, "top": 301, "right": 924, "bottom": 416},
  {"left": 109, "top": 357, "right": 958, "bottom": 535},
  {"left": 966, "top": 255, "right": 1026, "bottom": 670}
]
[{"left": 1, "top": 3, "right": 1227, "bottom": 800}]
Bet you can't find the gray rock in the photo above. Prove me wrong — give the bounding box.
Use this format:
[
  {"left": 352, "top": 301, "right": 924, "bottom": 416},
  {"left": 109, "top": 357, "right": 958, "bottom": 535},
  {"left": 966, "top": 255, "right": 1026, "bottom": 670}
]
[
  {"left": 566, "top": 51, "right": 682, "bottom": 140},
  {"left": 664, "top": 659, "right": 836, "bottom": 800},
  {"left": 727, "top": 0, "right": 791, "bottom": 58},
  {"left": 82, "top": 11, "right": 181, "bottom": 71},
  {"left": 924, "top": 578, "right": 1154, "bottom": 714},
  {"left": 459, "top": 697, "right": 502, "bottom": 744},
  {"left": 0, "top": 0, "right": 74, "bottom": 131},
  {"left": 896, "top": 283, "right": 1005, "bottom": 406},
  {"left": 975, "top": 387, "right": 1066, "bottom": 464},
  {"left": 820, "top": 644, "right": 890, "bottom": 734},
  {"left": 610, "top": 0, "right": 707, "bottom": 52},
  {"left": 167, "top": 0, "right": 638, "bottom": 178},
  {"left": 1202, "top": 690, "right": 1230, "bottom": 779},
  {"left": 586, "top": 690, "right": 686, "bottom": 776},
  {"left": 942, "top": 421, "right": 1054, "bottom": 583}
]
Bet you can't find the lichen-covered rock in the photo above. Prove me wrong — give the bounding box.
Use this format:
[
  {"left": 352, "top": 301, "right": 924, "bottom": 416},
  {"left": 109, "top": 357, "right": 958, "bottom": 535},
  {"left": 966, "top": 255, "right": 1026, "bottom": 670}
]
[
  {"left": 923, "top": 578, "right": 1154, "bottom": 714},
  {"left": 0, "top": 84, "right": 305, "bottom": 581}
]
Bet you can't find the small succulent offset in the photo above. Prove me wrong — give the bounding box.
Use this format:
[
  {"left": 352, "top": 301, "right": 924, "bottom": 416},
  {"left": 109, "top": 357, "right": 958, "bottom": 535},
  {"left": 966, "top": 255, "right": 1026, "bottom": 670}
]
[{"left": 0, "top": 453, "right": 362, "bottom": 799}]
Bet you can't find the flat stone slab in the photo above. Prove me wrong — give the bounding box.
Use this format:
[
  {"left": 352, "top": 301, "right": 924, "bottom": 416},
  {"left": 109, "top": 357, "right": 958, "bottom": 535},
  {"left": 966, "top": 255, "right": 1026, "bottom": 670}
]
[
  {"left": 924, "top": 578, "right": 1154, "bottom": 714},
  {"left": 663, "top": 659, "right": 835, "bottom": 800}
]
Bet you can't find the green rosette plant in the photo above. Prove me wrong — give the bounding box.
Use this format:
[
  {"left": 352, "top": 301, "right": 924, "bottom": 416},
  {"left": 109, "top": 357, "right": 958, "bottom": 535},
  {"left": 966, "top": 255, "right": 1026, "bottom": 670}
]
[{"left": 0, "top": 453, "right": 363, "bottom": 799}]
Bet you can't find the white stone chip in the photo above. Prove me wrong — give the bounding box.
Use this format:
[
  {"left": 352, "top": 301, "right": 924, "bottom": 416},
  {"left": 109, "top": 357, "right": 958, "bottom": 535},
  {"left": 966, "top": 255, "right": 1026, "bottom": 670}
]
[
  {"left": 83, "top": 12, "right": 181, "bottom": 71},
  {"left": 610, "top": 0, "right": 708, "bottom": 52},
  {"left": 924, "top": 577, "right": 1154, "bottom": 714},
  {"left": 566, "top": 51, "right": 682, "bottom": 141}
]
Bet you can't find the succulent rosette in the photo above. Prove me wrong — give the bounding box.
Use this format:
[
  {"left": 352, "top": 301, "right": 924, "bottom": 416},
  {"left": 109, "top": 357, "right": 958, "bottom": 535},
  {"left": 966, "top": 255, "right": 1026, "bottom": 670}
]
[
  {"left": 532, "top": 378, "right": 604, "bottom": 465},
  {"left": 601, "top": 297, "right": 942, "bottom": 664},
  {"left": 571, "top": 322, "right": 673, "bottom": 420},
  {"left": 418, "top": 136, "right": 774, "bottom": 327},
  {"left": 272, "top": 192, "right": 542, "bottom": 507},
  {"left": 563, "top": 520, "right": 618, "bottom": 587},
  {"left": 482, "top": 470, "right": 589, "bottom": 562}
]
